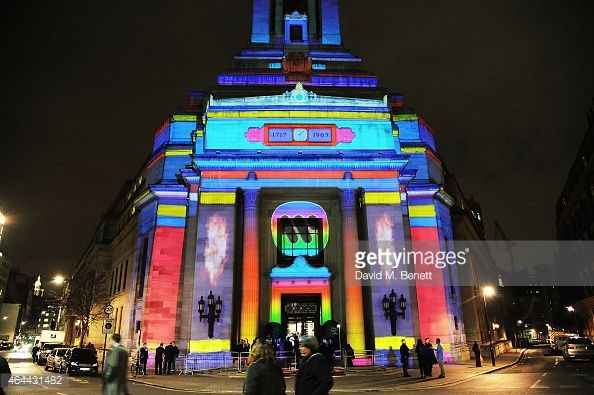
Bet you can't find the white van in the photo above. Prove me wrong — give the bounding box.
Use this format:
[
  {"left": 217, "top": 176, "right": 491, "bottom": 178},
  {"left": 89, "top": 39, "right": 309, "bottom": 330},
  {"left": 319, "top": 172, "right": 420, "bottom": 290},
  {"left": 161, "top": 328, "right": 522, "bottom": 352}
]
[{"left": 553, "top": 335, "right": 570, "bottom": 354}]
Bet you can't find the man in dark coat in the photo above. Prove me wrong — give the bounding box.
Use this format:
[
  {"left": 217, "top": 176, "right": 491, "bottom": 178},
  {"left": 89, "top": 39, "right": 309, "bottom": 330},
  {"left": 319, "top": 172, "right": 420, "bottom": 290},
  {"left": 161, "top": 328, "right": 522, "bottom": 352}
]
[
  {"left": 472, "top": 340, "right": 482, "bottom": 367},
  {"left": 164, "top": 341, "right": 179, "bottom": 374},
  {"left": 139, "top": 342, "right": 149, "bottom": 375},
  {"left": 295, "top": 336, "right": 333, "bottom": 395},
  {"left": 31, "top": 343, "right": 40, "bottom": 363},
  {"left": 155, "top": 343, "right": 165, "bottom": 375},
  {"left": 424, "top": 338, "right": 436, "bottom": 377},
  {"left": 399, "top": 339, "right": 411, "bottom": 377}
]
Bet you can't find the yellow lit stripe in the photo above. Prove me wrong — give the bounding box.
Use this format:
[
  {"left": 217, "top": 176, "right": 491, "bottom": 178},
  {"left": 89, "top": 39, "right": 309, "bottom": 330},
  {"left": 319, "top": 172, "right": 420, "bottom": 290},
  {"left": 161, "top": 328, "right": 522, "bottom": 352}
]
[
  {"left": 157, "top": 205, "right": 186, "bottom": 217},
  {"left": 200, "top": 192, "right": 236, "bottom": 205},
  {"left": 365, "top": 192, "right": 401, "bottom": 204},
  {"left": 392, "top": 129, "right": 399, "bottom": 137},
  {"left": 401, "top": 147, "right": 426, "bottom": 153},
  {"left": 409, "top": 205, "right": 436, "bottom": 217},
  {"left": 172, "top": 115, "right": 197, "bottom": 121},
  {"left": 207, "top": 110, "right": 390, "bottom": 120},
  {"left": 189, "top": 339, "right": 230, "bottom": 352},
  {"left": 165, "top": 149, "right": 192, "bottom": 156},
  {"left": 392, "top": 114, "right": 418, "bottom": 121},
  {"left": 195, "top": 130, "right": 204, "bottom": 137},
  {"left": 375, "top": 336, "right": 416, "bottom": 350}
]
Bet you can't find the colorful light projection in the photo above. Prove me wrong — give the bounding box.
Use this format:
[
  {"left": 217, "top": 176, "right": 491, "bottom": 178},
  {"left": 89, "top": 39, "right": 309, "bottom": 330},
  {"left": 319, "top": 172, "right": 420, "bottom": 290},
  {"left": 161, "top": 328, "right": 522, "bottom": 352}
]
[
  {"left": 203, "top": 213, "right": 229, "bottom": 287},
  {"left": 363, "top": 204, "right": 413, "bottom": 345},
  {"left": 269, "top": 256, "right": 332, "bottom": 324},
  {"left": 142, "top": 226, "right": 185, "bottom": 344},
  {"left": 192, "top": 204, "right": 236, "bottom": 347},
  {"left": 270, "top": 201, "right": 329, "bottom": 259},
  {"left": 408, "top": 199, "right": 449, "bottom": 341},
  {"left": 244, "top": 124, "right": 355, "bottom": 145}
]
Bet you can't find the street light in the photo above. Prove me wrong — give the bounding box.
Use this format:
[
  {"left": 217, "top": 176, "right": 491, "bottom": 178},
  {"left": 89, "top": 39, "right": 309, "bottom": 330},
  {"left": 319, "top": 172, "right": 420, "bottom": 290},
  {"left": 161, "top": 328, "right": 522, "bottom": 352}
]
[
  {"left": 198, "top": 291, "right": 223, "bottom": 339},
  {"left": 482, "top": 286, "right": 496, "bottom": 366},
  {"left": 567, "top": 306, "right": 578, "bottom": 334},
  {"left": 382, "top": 290, "right": 407, "bottom": 336}
]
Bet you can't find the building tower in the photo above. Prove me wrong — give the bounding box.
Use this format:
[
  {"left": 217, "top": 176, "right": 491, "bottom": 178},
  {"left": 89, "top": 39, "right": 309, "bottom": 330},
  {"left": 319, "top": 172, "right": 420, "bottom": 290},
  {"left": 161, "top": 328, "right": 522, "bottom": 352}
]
[{"left": 132, "top": 0, "right": 468, "bottom": 361}]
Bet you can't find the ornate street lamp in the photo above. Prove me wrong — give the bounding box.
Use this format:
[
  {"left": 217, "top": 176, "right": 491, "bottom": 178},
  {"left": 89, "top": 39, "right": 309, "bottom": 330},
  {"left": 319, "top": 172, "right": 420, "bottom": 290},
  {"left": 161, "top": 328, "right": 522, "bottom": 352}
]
[
  {"left": 198, "top": 291, "right": 223, "bottom": 339},
  {"left": 382, "top": 290, "right": 406, "bottom": 336}
]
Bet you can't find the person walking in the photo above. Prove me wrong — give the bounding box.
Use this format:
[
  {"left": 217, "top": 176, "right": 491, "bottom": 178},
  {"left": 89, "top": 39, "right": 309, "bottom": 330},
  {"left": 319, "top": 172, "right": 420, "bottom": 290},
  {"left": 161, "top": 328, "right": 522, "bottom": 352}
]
[
  {"left": 242, "top": 341, "right": 286, "bottom": 395},
  {"left": 102, "top": 334, "right": 128, "bottom": 395},
  {"left": 155, "top": 343, "right": 165, "bottom": 375},
  {"left": 435, "top": 338, "right": 445, "bottom": 378},
  {"left": 139, "top": 342, "right": 149, "bottom": 375},
  {"left": 31, "top": 342, "right": 40, "bottom": 363},
  {"left": 399, "top": 339, "right": 411, "bottom": 377},
  {"left": 415, "top": 339, "right": 426, "bottom": 378},
  {"left": 472, "top": 340, "right": 482, "bottom": 367},
  {"left": 295, "top": 336, "right": 333, "bottom": 395}
]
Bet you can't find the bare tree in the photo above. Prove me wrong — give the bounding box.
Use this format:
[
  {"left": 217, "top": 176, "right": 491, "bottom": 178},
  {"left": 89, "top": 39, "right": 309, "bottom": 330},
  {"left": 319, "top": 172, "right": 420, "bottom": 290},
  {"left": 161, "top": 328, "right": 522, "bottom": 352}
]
[{"left": 62, "top": 269, "right": 111, "bottom": 346}]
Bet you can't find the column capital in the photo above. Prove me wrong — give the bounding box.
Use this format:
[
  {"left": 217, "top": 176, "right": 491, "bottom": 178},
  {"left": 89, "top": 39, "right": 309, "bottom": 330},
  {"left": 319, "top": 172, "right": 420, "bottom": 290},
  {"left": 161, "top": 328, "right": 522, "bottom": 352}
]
[
  {"left": 340, "top": 188, "right": 356, "bottom": 209},
  {"left": 243, "top": 189, "right": 259, "bottom": 209}
]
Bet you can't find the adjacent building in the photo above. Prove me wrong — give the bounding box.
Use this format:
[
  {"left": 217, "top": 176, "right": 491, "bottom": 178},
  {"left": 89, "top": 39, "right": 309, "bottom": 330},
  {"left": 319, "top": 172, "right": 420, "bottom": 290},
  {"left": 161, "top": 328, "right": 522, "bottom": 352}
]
[{"left": 556, "top": 100, "right": 594, "bottom": 337}]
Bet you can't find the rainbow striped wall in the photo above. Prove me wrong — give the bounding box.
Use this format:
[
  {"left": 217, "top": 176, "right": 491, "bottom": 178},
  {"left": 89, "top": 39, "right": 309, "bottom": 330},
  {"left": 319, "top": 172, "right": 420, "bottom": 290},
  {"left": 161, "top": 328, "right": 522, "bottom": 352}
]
[
  {"left": 141, "top": 190, "right": 187, "bottom": 345},
  {"left": 407, "top": 190, "right": 449, "bottom": 342}
]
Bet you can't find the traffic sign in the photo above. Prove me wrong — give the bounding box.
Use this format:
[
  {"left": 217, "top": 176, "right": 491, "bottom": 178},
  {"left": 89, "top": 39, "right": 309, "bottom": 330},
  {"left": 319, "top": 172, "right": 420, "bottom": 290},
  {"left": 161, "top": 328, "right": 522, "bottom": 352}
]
[
  {"left": 104, "top": 304, "right": 114, "bottom": 315},
  {"left": 102, "top": 318, "right": 114, "bottom": 334}
]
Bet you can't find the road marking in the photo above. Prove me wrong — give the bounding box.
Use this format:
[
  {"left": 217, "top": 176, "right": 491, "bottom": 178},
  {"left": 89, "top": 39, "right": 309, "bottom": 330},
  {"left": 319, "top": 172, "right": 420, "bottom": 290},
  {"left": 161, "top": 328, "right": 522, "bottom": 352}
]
[
  {"left": 560, "top": 385, "right": 581, "bottom": 388},
  {"left": 530, "top": 379, "right": 549, "bottom": 389},
  {"left": 541, "top": 372, "right": 547, "bottom": 377}
]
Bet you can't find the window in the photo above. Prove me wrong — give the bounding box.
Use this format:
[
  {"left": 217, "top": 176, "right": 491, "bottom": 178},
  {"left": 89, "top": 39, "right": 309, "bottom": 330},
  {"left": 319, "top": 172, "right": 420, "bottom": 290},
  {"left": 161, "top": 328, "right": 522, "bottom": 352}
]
[{"left": 277, "top": 216, "right": 324, "bottom": 265}]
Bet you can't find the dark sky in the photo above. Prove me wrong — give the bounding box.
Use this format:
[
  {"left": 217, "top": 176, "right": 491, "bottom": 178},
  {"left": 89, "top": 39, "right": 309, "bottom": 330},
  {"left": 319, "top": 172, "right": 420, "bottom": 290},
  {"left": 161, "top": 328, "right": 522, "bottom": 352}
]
[{"left": 1, "top": 1, "right": 594, "bottom": 284}]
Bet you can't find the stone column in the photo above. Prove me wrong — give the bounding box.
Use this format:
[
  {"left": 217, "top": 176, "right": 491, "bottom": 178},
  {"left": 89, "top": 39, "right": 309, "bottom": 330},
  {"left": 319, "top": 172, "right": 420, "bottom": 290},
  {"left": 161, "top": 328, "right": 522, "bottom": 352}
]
[
  {"left": 240, "top": 189, "right": 260, "bottom": 339},
  {"left": 341, "top": 189, "right": 365, "bottom": 350}
]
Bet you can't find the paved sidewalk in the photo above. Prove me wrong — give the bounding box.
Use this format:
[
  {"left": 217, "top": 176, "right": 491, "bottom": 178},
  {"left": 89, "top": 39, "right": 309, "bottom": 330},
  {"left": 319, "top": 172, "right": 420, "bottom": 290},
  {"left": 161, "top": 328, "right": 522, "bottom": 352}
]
[{"left": 128, "top": 348, "right": 527, "bottom": 393}]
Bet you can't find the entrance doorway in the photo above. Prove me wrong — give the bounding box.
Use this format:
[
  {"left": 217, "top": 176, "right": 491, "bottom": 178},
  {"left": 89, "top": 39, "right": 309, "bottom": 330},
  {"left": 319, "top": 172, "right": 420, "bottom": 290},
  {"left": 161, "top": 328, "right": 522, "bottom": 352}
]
[{"left": 282, "top": 294, "right": 321, "bottom": 339}]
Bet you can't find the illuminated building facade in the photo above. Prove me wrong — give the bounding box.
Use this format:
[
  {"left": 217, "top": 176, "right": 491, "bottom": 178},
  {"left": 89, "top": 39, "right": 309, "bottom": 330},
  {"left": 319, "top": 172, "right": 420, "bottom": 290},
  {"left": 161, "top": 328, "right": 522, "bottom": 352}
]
[{"left": 132, "top": 0, "right": 468, "bottom": 360}]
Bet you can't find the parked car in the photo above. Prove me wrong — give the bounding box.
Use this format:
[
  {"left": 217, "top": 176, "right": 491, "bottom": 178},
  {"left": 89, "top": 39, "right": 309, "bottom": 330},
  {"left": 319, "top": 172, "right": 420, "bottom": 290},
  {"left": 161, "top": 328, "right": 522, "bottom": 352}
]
[
  {"left": 0, "top": 342, "right": 14, "bottom": 350},
  {"left": 563, "top": 337, "right": 594, "bottom": 362},
  {"left": 60, "top": 347, "right": 98, "bottom": 376},
  {"left": 37, "top": 343, "right": 63, "bottom": 365},
  {"left": 45, "top": 347, "right": 69, "bottom": 372}
]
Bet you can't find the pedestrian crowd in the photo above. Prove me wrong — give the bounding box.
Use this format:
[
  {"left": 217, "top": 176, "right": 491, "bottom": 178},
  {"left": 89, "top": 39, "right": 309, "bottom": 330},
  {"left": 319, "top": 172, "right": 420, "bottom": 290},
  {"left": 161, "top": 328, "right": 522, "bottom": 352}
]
[{"left": 96, "top": 333, "right": 479, "bottom": 395}]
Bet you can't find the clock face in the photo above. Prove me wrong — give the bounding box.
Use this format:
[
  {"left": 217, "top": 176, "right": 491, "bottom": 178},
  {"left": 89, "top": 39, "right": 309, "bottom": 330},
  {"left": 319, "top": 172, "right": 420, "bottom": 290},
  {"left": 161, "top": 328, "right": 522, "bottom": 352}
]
[{"left": 293, "top": 128, "right": 308, "bottom": 141}]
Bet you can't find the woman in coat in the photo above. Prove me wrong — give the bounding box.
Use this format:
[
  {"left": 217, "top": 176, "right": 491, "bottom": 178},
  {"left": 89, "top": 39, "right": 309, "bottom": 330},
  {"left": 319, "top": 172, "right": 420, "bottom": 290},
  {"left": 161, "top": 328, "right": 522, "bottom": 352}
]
[
  {"left": 415, "top": 338, "right": 427, "bottom": 378},
  {"left": 242, "top": 341, "right": 286, "bottom": 395}
]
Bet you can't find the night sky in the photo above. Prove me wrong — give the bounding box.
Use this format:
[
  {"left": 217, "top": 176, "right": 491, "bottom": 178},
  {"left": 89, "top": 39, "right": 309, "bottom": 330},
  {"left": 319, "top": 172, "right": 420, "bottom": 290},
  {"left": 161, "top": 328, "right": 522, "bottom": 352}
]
[{"left": 1, "top": 1, "right": 594, "bottom": 284}]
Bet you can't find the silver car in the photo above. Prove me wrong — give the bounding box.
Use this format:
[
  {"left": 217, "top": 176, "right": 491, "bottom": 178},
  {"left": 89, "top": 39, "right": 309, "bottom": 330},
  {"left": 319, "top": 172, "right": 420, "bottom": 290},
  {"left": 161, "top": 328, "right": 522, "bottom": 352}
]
[
  {"left": 562, "top": 337, "right": 594, "bottom": 362},
  {"left": 45, "top": 347, "right": 69, "bottom": 372}
]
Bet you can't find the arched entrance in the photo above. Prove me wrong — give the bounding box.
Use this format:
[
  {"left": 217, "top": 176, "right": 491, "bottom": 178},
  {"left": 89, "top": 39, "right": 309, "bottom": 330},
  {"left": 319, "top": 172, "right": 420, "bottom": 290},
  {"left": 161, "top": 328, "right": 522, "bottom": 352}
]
[{"left": 269, "top": 257, "right": 332, "bottom": 337}]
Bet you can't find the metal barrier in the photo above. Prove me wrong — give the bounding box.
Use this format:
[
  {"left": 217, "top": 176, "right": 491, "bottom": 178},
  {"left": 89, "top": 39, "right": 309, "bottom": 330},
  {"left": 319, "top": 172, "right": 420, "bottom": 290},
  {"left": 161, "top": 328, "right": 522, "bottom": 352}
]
[
  {"left": 180, "top": 351, "right": 236, "bottom": 375},
  {"left": 340, "top": 349, "right": 380, "bottom": 371},
  {"left": 237, "top": 350, "right": 299, "bottom": 373}
]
